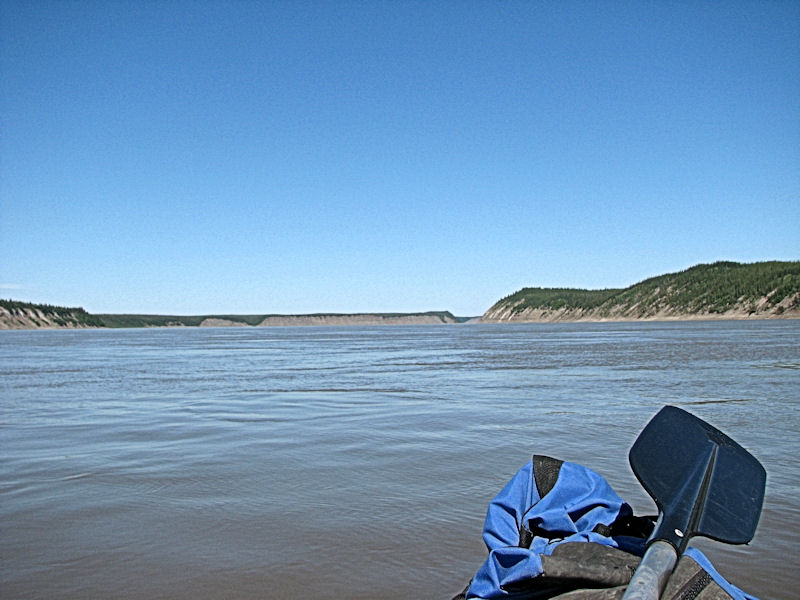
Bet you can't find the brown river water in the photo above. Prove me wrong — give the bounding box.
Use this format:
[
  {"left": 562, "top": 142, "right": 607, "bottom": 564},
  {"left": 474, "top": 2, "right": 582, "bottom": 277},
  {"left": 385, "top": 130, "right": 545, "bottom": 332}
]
[{"left": 1, "top": 321, "right": 798, "bottom": 599}]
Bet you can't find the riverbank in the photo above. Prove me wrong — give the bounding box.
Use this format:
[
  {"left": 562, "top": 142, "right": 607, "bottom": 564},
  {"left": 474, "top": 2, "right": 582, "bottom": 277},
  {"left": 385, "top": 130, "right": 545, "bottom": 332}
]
[
  {"left": 3, "top": 306, "right": 799, "bottom": 330},
  {"left": 479, "top": 303, "right": 800, "bottom": 323},
  {"left": 4, "top": 261, "right": 798, "bottom": 329},
  {"left": 0, "top": 306, "right": 467, "bottom": 330},
  {"left": 482, "top": 261, "right": 800, "bottom": 323},
  {"left": 0, "top": 304, "right": 101, "bottom": 330}
]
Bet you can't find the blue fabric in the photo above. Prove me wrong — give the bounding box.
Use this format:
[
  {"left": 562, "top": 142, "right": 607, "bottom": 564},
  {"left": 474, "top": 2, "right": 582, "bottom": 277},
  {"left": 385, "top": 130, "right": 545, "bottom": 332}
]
[
  {"left": 467, "top": 459, "right": 641, "bottom": 599},
  {"left": 466, "top": 458, "right": 758, "bottom": 600},
  {"left": 684, "top": 548, "right": 759, "bottom": 600}
]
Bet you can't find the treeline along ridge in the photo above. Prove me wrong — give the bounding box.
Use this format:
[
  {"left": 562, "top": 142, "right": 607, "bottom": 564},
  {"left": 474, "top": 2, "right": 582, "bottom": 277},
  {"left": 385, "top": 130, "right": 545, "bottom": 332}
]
[{"left": 485, "top": 261, "right": 800, "bottom": 320}]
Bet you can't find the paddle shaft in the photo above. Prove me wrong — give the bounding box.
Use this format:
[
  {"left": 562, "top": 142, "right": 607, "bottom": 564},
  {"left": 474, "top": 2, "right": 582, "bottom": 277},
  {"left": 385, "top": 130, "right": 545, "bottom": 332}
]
[{"left": 622, "top": 541, "right": 677, "bottom": 600}]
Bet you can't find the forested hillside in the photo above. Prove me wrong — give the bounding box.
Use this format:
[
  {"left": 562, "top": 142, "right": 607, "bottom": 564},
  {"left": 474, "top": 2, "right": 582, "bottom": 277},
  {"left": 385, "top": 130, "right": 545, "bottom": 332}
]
[
  {"left": 0, "top": 299, "right": 104, "bottom": 329},
  {"left": 482, "top": 261, "right": 800, "bottom": 322}
]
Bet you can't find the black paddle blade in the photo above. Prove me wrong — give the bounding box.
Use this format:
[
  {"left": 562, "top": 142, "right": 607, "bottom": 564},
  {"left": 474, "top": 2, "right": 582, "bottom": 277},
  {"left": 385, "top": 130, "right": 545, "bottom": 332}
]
[{"left": 629, "top": 406, "right": 766, "bottom": 552}]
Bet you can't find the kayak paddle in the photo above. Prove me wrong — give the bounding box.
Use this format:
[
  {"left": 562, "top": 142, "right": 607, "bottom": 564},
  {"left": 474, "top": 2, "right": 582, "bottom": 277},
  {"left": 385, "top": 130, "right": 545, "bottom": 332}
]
[{"left": 622, "top": 405, "right": 766, "bottom": 600}]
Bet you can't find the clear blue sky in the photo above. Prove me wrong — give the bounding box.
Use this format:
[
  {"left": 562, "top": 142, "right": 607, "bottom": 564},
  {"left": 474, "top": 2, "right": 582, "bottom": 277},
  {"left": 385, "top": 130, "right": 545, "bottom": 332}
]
[{"left": 2, "top": 1, "right": 798, "bottom": 316}]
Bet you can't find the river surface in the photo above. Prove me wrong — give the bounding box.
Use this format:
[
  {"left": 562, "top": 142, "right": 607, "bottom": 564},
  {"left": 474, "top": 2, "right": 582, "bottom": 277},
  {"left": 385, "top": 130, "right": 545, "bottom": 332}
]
[{"left": 1, "top": 321, "right": 798, "bottom": 599}]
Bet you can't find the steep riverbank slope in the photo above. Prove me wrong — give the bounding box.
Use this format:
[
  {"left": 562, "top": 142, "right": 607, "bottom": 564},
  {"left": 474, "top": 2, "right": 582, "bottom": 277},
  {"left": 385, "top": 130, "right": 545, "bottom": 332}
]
[
  {"left": 482, "top": 261, "right": 800, "bottom": 322},
  {"left": 0, "top": 301, "right": 104, "bottom": 329},
  {"left": 95, "top": 311, "right": 461, "bottom": 328},
  {"left": 253, "top": 313, "right": 459, "bottom": 326}
]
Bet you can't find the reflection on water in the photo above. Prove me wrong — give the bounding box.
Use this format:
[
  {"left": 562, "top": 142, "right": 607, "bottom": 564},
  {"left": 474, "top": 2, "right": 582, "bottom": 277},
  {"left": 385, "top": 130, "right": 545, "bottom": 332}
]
[{"left": 1, "top": 321, "right": 798, "bottom": 600}]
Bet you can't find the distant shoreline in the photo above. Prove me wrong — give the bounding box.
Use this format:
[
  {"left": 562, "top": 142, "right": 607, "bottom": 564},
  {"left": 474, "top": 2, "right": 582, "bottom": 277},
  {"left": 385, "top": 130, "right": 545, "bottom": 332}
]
[
  {"left": 1, "top": 309, "right": 798, "bottom": 331},
  {"left": 0, "top": 307, "right": 477, "bottom": 330},
  {"left": 3, "top": 260, "right": 798, "bottom": 330}
]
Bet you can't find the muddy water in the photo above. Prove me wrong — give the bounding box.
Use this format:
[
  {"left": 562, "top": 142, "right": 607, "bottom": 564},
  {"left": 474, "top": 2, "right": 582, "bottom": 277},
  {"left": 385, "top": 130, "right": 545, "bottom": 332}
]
[{"left": 1, "top": 321, "right": 797, "bottom": 599}]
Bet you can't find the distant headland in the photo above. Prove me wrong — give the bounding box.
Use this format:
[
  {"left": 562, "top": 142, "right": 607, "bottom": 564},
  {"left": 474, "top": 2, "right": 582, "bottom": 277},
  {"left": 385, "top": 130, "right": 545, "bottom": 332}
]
[
  {"left": 482, "top": 260, "right": 800, "bottom": 322},
  {"left": 2, "top": 261, "right": 798, "bottom": 330}
]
